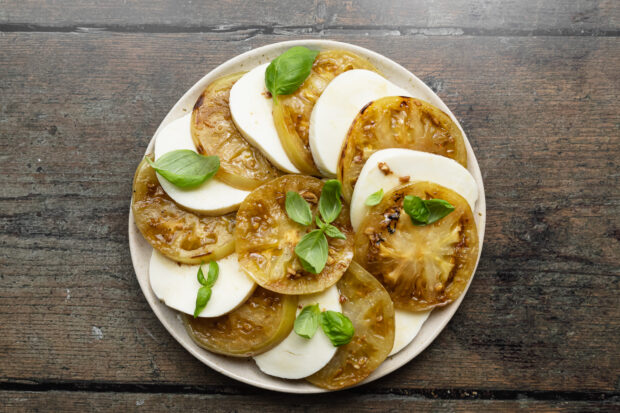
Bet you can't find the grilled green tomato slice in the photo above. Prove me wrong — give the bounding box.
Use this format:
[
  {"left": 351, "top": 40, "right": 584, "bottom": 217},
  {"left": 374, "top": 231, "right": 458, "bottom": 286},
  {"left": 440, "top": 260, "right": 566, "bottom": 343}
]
[
  {"left": 191, "top": 72, "right": 280, "bottom": 190},
  {"left": 132, "top": 158, "right": 235, "bottom": 264},
  {"left": 338, "top": 96, "right": 467, "bottom": 201},
  {"left": 354, "top": 181, "right": 479, "bottom": 311},
  {"left": 307, "top": 261, "right": 395, "bottom": 390},
  {"left": 235, "top": 175, "right": 354, "bottom": 295},
  {"left": 272, "top": 50, "right": 377, "bottom": 175},
  {"left": 182, "top": 287, "right": 297, "bottom": 357}
]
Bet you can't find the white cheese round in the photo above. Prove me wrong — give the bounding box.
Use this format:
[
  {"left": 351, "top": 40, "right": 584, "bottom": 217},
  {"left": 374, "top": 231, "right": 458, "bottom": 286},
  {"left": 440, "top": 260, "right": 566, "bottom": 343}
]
[
  {"left": 149, "top": 250, "right": 256, "bottom": 318},
  {"left": 229, "top": 63, "right": 300, "bottom": 174},
  {"left": 153, "top": 113, "right": 250, "bottom": 215},
  {"left": 389, "top": 309, "right": 431, "bottom": 357},
  {"left": 253, "top": 285, "right": 341, "bottom": 379}
]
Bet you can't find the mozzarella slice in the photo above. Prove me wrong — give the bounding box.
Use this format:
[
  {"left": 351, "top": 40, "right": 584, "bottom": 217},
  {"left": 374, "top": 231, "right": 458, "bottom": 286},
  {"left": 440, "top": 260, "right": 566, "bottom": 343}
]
[
  {"left": 389, "top": 309, "right": 431, "bottom": 357},
  {"left": 153, "top": 113, "right": 250, "bottom": 215},
  {"left": 149, "top": 250, "right": 256, "bottom": 318},
  {"left": 350, "top": 148, "right": 479, "bottom": 231},
  {"left": 229, "top": 63, "right": 300, "bottom": 174},
  {"left": 253, "top": 285, "right": 341, "bottom": 379},
  {"left": 309, "top": 69, "right": 410, "bottom": 177}
]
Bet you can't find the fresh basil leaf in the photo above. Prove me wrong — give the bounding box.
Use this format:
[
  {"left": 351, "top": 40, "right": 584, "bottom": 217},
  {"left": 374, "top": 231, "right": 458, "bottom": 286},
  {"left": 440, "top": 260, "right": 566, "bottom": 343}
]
[
  {"left": 193, "top": 286, "right": 212, "bottom": 318},
  {"left": 295, "top": 229, "right": 329, "bottom": 274},
  {"left": 196, "top": 264, "right": 207, "bottom": 286},
  {"left": 265, "top": 46, "right": 319, "bottom": 103},
  {"left": 319, "top": 311, "right": 354, "bottom": 346},
  {"left": 324, "top": 224, "right": 346, "bottom": 240},
  {"left": 319, "top": 179, "right": 343, "bottom": 224},
  {"left": 424, "top": 199, "right": 455, "bottom": 224},
  {"left": 315, "top": 215, "right": 327, "bottom": 230},
  {"left": 206, "top": 261, "right": 219, "bottom": 287},
  {"left": 403, "top": 195, "right": 455, "bottom": 225},
  {"left": 285, "top": 191, "right": 313, "bottom": 226},
  {"left": 403, "top": 195, "right": 430, "bottom": 225},
  {"left": 145, "top": 150, "right": 219, "bottom": 188},
  {"left": 294, "top": 304, "right": 321, "bottom": 339},
  {"left": 365, "top": 188, "right": 384, "bottom": 206}
]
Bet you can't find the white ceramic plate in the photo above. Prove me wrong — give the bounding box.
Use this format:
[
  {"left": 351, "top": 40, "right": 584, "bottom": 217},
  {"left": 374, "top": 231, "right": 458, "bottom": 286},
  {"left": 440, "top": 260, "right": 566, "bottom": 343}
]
[{"left": 128, "top": 39, "right": 486, "bottom": 393}]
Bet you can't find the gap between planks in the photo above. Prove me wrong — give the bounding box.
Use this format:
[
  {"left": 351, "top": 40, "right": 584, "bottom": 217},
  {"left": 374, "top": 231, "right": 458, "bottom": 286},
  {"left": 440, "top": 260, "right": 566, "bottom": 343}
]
[
  {"left": 0, "top": 380, "right": 618, "bottom": 402},
  {"left": 0, "top": 23, "right": 619, "bottom": 37}
]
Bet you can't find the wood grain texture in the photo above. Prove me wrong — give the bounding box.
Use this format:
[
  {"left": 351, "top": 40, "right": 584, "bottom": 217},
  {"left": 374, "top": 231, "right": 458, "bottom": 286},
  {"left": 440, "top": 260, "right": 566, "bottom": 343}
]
[
  {"left": 3, "top": 390, "right": 619, "bottom": 412},
  {"left": 0, "top": 0, "right": 618, "bottom": 34},
  {"left": 1, "top": 32, "right": 618, "bottom": 401}
]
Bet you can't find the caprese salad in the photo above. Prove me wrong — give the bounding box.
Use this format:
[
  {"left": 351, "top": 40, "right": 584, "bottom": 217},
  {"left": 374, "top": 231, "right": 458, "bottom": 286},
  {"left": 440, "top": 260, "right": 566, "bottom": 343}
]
[{"left": 131, "top": 46, "right": 480, "bottom": 390}]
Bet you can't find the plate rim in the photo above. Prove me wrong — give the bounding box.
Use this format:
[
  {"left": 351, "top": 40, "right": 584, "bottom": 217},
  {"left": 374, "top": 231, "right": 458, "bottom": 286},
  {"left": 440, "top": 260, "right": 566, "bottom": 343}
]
[{"left": 128, "top": 39, "right": 486, "bottom": 394}]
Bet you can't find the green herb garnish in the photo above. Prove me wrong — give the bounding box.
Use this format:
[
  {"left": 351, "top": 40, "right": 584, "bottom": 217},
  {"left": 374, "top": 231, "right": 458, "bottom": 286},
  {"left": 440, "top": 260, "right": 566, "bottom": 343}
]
[
  {"left": 285, "top": 191, "right": 313, "bottom": 226},
  {"left": 193, "top": 261, "right": 219, "bottom": 318},
  {"left": 265, "top": 47, "right": 319, "bottom": 104},
  {"left": 287, "top": 180, "right": 346, "bottom": 275},
  {"left": 294, "top": 304, "right": 355, "bottom": 347},
  {"left": 403, "top": 195, "right": 455, "bottom": 226},
  {"left": 295, "top": 229, "right": 329, "bottom": 274},
  {"left": 146, "top": 150, "right": 219, "bottom": 188},
  {"left": 319, "top": 310, "right": 355, "bottom": 346},
  {"left": 318, "top": 180, "right": 343, "bottom": 223},
  {"left": 365, "top": 189, "right": 384, "bottom": 206},
  {"left": 317, "top": 216, "right": 346, "bottom": 240},
  {"left": 293, "top": 304, "right": 321, "bottom": 339}
]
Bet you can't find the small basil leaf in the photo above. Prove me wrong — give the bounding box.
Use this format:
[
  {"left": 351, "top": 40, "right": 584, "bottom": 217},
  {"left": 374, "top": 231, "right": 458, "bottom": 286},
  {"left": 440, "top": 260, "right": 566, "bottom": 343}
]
[
  {"left": 319, "top": 311, "right": 354, "bottom": 346},
  {"left": 294, "top": 304, "right": 321, "bottom": 339},
  {"left": 295, "top": 229, "right": 328, "bottom": 274},
  {"left": 424, "top": 199, "right": 455, "bottom": 224},
  {"left": 285, "top": 191, "right": 313, "bottom": 226},
  {"left": 206, "top": 261, "right": 219, "bottom": 288},
  {"left": 196, "top": 264, "right": 207, "bottom": 286},
  {"left": 365, "top": 188, "right": 384, "bottom": 206},
  {"left": 193, "top": 286, "right": 212, "bottom": 318},
  {"left": 324, "top": 224, "right": 346, "bottom": 240},
  {"left": 265, "top": 46, "right": 319, "bottom": 102},
  {"left": 315, "top": 215, "right": 327, "bottom": 230},
  {"left": 146, "top": 150, "right": 219, "bottom": 188},
  {"left": 403, "top": 195, "right": 430, "bottom": 225},
  {"left": 319, "top": 179, "right": 343, "bottom": 224}
]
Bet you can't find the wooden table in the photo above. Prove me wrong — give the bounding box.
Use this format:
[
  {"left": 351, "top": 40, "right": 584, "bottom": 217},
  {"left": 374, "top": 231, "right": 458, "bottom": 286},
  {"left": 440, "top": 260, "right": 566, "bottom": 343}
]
[{"left": 1, "top": 1, "right": 618, "bottom": 411}]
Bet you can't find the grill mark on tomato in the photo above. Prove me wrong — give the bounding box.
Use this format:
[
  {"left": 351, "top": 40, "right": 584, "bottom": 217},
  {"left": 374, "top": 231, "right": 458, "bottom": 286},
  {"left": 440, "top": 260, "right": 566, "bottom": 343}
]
[
  {"left": 382, "top": 207, "right": 401, "bottom": 234},
  {"left": 359, "top": 101, "right": 373, "bottom": 115},
  {"left": 445, "top": 216, "right": 470, "bottom": 287},
  {"left": 191, "top": 251, "right": 213, "bottom": 258},
  {"left": 193, "top": 93, "right": 205, "bottom": 111}
]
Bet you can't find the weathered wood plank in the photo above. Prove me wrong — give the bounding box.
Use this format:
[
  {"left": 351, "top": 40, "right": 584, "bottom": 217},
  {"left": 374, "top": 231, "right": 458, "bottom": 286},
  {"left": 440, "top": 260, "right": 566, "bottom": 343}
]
[
  {"left": 0, "top": 32, "right": 618, "bottom": 393},
  {"left": 0, "top": 0, "right": 618, "bottom": 34},
  {"left": 3, "top": 391, "right": 619, "bottom": 412}
]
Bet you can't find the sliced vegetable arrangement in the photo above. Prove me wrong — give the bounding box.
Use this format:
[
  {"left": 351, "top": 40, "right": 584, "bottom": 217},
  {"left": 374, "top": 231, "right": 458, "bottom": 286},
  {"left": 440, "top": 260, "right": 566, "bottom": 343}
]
[{"left": 131, "top": 45, "right": 481, "bottom": 391}]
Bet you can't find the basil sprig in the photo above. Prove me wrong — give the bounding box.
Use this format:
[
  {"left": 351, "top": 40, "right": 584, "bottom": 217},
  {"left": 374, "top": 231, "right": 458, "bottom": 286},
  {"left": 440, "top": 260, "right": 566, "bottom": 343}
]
[
  {"left": 265, "top": 46, "right": 319, "bottom": 104},
  {"left": 317, "top": 216, "right": 347, "bottom": 240},
  {"left": 365, "top": 189, "right": 384, "bottom": 206},
  {"left": 403, "top": 195, "right": 455, "bottom": 225},
  {"left": 146, "top": 150, "right": 219, "bottom": 188},
  {"left": 294, "top": 304, "right": 354, "bottom": 346},
  {"left": 193, "top": 261, "right": 219, "bottom": 318},
  {"left": 285, "top": 180, "right": 346, "bottom": 274}
]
